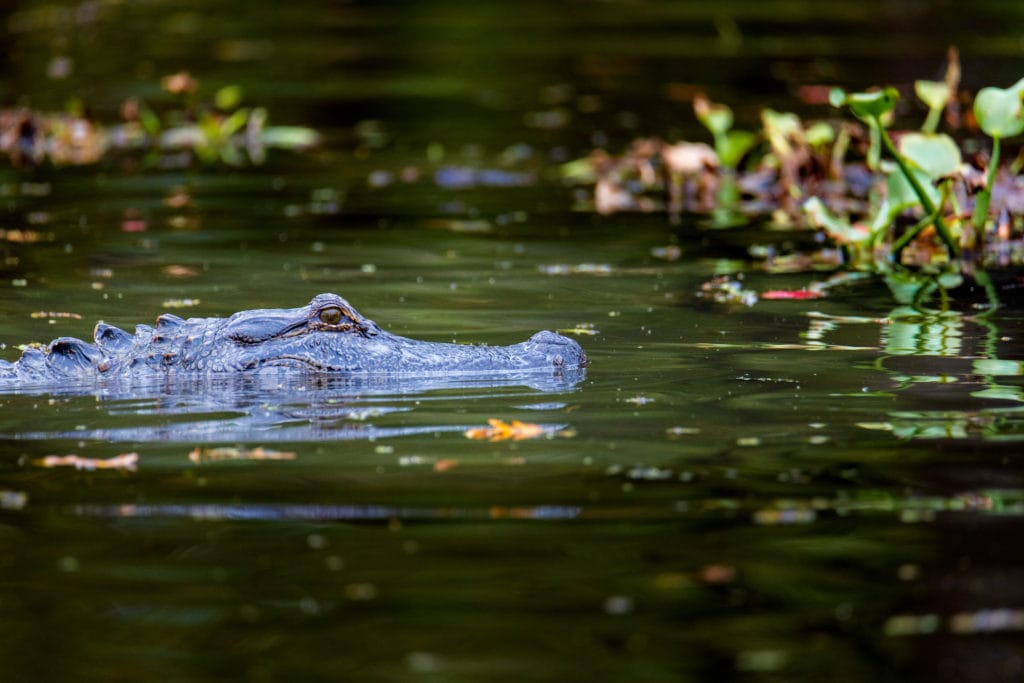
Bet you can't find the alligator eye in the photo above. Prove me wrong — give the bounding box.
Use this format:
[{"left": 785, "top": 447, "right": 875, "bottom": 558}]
[{"left": 319, "top": 306, "right": 343, "bottom": 325}]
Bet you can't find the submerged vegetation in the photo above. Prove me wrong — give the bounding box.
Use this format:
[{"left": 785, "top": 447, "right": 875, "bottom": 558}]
[{"left": 0, "top": 72, "right": 319, "bottom": 167}]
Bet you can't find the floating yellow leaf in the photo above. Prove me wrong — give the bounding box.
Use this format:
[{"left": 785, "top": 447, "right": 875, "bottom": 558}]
[
  {"left": 464, "top": 419, "right": 545, "bottom": 442},
  {"left": 0, "top": 228, "right": 51, "bottom": 243}
]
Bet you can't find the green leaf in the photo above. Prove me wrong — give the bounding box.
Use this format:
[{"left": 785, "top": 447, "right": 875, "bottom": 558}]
[
  {"left": 833, "top": 87, "right": 900, "bottom": 120},
  {"left": 828, "top": 88, "right": 847, "bottom": 109},
  {"left": 694, "top": 96, "right": 734, "bottom": 138},
  {"left": 915, "top": 80, "right": 951, "bottom": 133},
  {"left": 560, "top": 157, "right": 597, "bottom": 183},
  {"left": 761, "top": 108, "right": 801, "bottom": 158},
  {"left": 898, "top": 132, "right": 962, "bottom": 179},
  {"left": 220, "top": 108, "right": 249, "bottom": 137},
  {"left": 718, "top": 130, "right": 756, "bottom": 168},
  {"left": 886, "top": 163, "right": 941, "bottom": 208},
  {"left": 214, "top": 84, "right": 243, "bottom": 111},
  {"left": 138, "top": 106, "right": 161, "bottom": 137},
  {"left": 914, "top": 80, "right": 951, "bottom": 112},
  {"left": 884, "top": 274, "right": 935, "bottom": 306},
  {"left": 805, "top": 121, "right": 835, "bottom": 148},
  {"left": 870, "top": 164, "right": 942, "bottom": 235},
  {"left": 974, "top": 78, "right": 1024, "bottom": 138},
  {"left": 259, "top": 126, "right": 321, "bottom": 149},
  {"left": 804, "top": 196, "right": 869, "bottom": 244}
]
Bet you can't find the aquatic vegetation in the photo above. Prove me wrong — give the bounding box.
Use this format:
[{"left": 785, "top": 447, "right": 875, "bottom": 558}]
[
  {"left": 569, "top": 53, "right": 1024, "bottom": 282},
  {"left": 0, "top": 73, "right": 319, "bottom": 167}
]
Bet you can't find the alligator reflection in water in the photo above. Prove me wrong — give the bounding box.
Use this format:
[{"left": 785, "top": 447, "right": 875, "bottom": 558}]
[{"left": 2, "top": 372, "right": 582, "bottom": 443}]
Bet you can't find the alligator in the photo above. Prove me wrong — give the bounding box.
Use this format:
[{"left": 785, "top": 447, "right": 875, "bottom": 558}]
[{"left": 0, "top": 293, "right": 588, "bottom": 388}]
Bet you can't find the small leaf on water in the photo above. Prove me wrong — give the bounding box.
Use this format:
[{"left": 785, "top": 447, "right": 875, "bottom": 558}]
[{"left": 465, "top": 419, "right": 547, "bottom": 441}]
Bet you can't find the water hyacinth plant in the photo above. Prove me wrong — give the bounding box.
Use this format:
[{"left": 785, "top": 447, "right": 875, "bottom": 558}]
[
  {"left": 566, "top": 53, "right": 1024, "bottom": 279},
  {"left": 0, "top": 73, "right": 320, "bottom": 167}
]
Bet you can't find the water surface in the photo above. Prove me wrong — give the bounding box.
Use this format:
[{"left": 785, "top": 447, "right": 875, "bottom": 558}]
[{"left": 2, "top": 2, "right": 1024, "bottom": 681}]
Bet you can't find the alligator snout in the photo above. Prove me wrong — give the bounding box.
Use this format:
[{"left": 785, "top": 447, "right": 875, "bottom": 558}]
[{"left": 527, "top": 330, "right": 588, "bottom": 369}]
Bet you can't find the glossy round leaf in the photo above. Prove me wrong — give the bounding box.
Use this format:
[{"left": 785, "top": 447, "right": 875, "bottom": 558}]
[
  {"left": 914, "top": 80, "right": 950, "bottom": 111},
  {"left": 839, "top": 87, "right": 900, "bottom": 119},
  {"left": 974, "top": 80, "right": 1024, "bottom": 138},
  {"left": 899, "top": 132, "right": 962, "bottom": 179}
]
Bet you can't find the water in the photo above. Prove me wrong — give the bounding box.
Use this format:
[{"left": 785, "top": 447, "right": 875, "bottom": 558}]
[{"left": 3, "top": 1, "right": 1024, "bottom": 681}]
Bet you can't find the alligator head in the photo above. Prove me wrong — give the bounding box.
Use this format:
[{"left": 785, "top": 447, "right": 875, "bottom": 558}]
[{"left": 189, "top": 293, "right": 589, "bottom": 376}]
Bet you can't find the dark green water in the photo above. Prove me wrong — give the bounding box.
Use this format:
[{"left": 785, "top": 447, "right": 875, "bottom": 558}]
[{"left": 2, "top": 2, "right": 1024, "bottom": 681}]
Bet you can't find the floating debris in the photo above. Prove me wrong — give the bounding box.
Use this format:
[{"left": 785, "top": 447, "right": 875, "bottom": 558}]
[
  {"left": 32, "top": 452, "right": 138, "bottom": 471},
  {"left": 0, "top": 228, "right": 52, "bottom": 243},
  {"left": 666, "top": 426, "right": 701, "bottom": 437},
  {"left": 760, "top": 288, "right": 825, "bottom": 300},
  {"left": 697, "top": 275, "right": 757, "bottom": 306},
  {"left": 602, "top": 595, "right": 635, "bottom": 615},
  {"left": 398, "top": 455, "right": 435, "bottom": 467},
  {"left": 626, "top": 466, "right": 674, "bottom": 481},
  {"left": 162, "top": 265, "right": 200, "bottom": 278},
  {"left": 423, "top": 218, "right": 494, "bottom": 233},
  {"left": 161, "top": 298, "right": 201, "bottom": 308},
  {"left": 885, "top": 608, "right": 1024, "bottom": 636},
  {"left": 464, "top": 418, "right": 546, "bottom": 441},
  {"left": 650, "top": 245, "right": 683, "bottom": 261},
  {"left": 538, "top": 263, "right": 613, "bottom": 276},
  {"left": 0, "top": 490, "right": 28, "bottom": 510},
  {"left": 752, "top": 508, "right": 817, "bottom": 525},
  {"left": 30, "top": 311, "right": 82, "bottom": 320},
  {"left": 432, "top": 459, "right": 459, "bottom": 472},
  {"left": 949, "top": 608, "right": 1024, "bottom": 634},
  {"left": 188, "top": 446, "right": 296, "bottom": 464},
  {"left": 699, "top": 564, "right": 737, "bottom": 585}
]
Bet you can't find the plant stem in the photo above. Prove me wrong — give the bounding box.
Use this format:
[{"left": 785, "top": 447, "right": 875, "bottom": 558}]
[
  {"left": 922, "top": 106, "right": 941, "bottom": 134},
  {"left": 891, "top": 210, "right": 940, "bottom": 257},
  {"left": 972, "top": 268, "right": 1001, "bottom": 319},
  {"left": 972, "top": 135, "right": 1001, "bottom": 232},
  {"left": 876, "top": 117, "right": 959, "bottom": 256}
]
